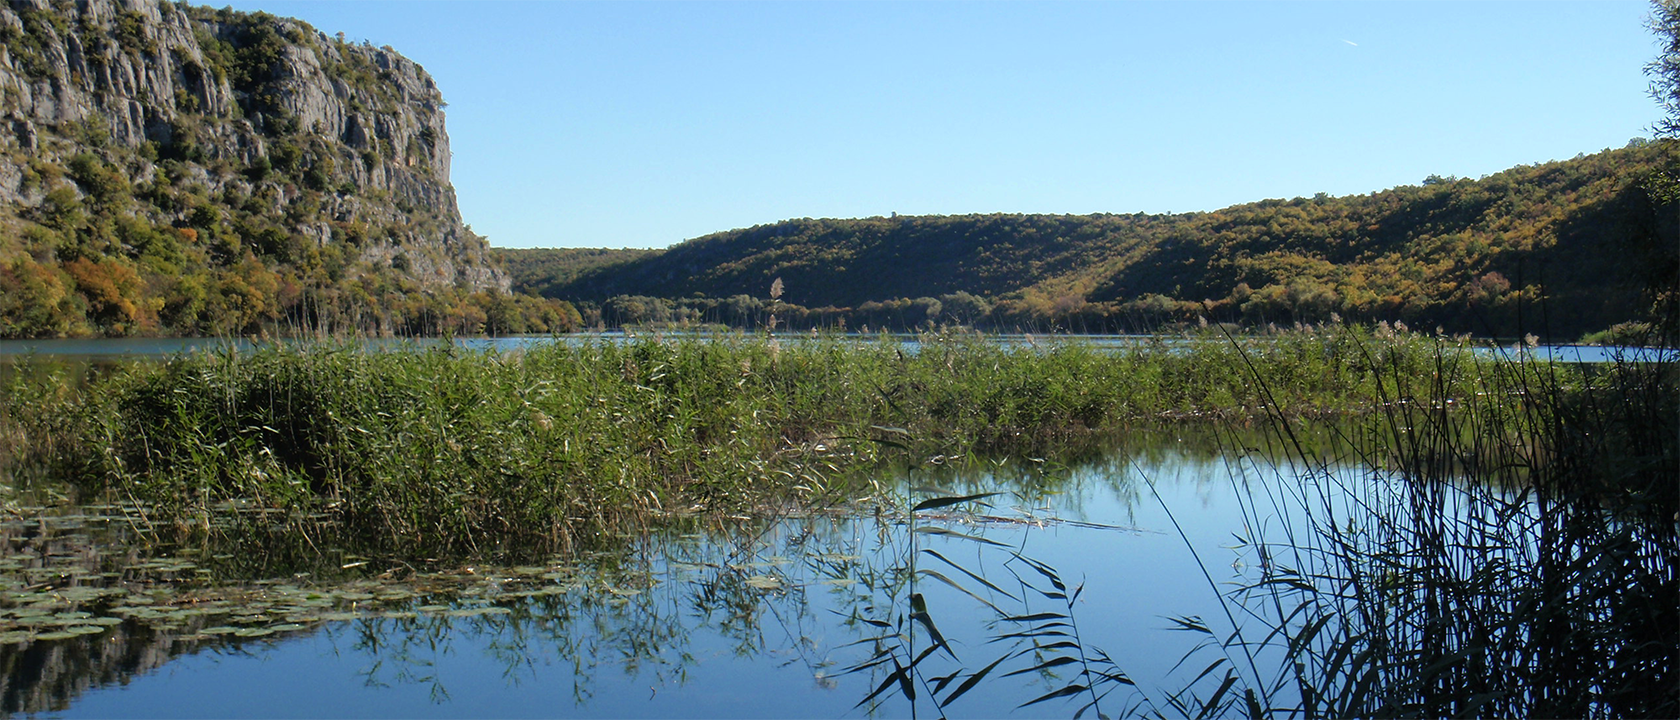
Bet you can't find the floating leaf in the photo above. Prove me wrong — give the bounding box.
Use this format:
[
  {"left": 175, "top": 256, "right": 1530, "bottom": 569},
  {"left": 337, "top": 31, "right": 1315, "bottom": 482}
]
[
  {"left": 445, "top": 607, "right": 511, "bottom": 618},
  {"left": 743, "top": 575, "right": 783, "bottom": 590},
  {"left": 318, "top": 612, "right": 367, "bottom": 622}
]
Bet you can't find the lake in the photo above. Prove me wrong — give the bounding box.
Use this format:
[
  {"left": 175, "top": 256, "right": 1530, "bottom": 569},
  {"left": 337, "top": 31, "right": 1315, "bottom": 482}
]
[
  {"left": 0, "top": 333, "right": 1667, "bottom": 365},
  {"left": 0, "top": 336, "right": 1668, "bottom": 718},
  {"left": 0, "top": 429, "right": 1350, "bottom": 718}
]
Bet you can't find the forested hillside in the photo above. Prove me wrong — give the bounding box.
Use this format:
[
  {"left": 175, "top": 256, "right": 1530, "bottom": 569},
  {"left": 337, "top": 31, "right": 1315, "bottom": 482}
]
[
  {"left": 512, "top": 141, "right": 1677, "bottom": 339},
  {"left": 494, "top": 247, "right": 659, "bottom": 301},
  {"left": 0, "top": 0, "right": 577, "bottom": 338}
]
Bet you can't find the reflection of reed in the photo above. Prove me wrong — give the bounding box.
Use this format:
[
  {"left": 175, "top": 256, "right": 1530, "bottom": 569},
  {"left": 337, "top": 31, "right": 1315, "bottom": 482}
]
[
  {"left": 825, "top": 335, "right": 1676, "bottom": 718},
  {"left": 0, "top": 622, "right": 218, "bottom": 715},
  {"left": 2, "top": 351, "right": 1663, "bottom": 719},
  {"left": 1172, "top": 332, "right": 1679, "bottom": 718}
]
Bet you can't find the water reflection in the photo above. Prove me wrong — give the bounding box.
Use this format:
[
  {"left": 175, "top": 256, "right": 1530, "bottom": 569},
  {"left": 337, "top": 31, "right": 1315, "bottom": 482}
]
[
  {"left": 0, "top": 429, "right": 1278, "bottom": 718},
  {"left": 2, "top": 421, "right": 1643, "bottom": 718}
]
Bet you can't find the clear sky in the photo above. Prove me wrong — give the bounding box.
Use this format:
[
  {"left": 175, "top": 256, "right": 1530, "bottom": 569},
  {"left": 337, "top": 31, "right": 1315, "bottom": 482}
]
[{"left": 212, "top": 1, "right": 1663, "bottom": 250}]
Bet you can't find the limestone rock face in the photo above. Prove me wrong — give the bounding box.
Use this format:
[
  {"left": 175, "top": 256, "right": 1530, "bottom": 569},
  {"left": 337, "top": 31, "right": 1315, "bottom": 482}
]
[{"left": 0, "top": 0, "right": 506, "bottom": 293}]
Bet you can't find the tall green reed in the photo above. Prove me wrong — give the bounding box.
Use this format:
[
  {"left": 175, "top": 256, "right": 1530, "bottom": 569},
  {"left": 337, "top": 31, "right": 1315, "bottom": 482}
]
[{"left": 0, "top": 327, "right": 1467, "bottom": 559}]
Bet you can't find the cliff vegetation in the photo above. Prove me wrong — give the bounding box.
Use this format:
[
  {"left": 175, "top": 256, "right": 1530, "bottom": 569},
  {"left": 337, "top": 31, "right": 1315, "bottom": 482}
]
[{"left": 0, "top": 0, "right": 578, "bottom": 338}]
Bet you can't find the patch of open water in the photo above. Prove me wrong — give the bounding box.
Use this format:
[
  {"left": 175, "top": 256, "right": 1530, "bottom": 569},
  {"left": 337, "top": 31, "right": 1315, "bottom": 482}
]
[{"left": 0, "top": 334, "right": 1665, "bottom": 365}]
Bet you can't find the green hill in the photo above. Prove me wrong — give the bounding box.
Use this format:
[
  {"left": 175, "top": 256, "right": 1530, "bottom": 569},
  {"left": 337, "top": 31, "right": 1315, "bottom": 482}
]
[
  {"left": 493, "top": 247, "right": 661, "bottom": 300},
  {"left": 510, "top": 141, "right": 1677, "bottom": 339}
]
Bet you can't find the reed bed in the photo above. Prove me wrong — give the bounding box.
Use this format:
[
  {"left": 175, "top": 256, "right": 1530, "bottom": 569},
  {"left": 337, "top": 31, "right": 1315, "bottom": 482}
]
[
  {"left": 0, "top": 326, "right": 1672, "bottom": 716},
  {"left": 0, "top": 327, "right": 1571, "bottom": 558}
]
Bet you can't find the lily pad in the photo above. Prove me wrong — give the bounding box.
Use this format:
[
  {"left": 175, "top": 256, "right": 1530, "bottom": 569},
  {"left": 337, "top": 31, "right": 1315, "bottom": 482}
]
[
  {"left": 32, "top": 631, "right": 78, "bottom": 641},
  {"left": 445, "top": 607, "right": 511, "bottom": 618},
  {"left": 318, "top": 612, "right": 367, "bottom": 622},
  {"left": 743, "top": 575, "right": 784, "bottom": 590}
]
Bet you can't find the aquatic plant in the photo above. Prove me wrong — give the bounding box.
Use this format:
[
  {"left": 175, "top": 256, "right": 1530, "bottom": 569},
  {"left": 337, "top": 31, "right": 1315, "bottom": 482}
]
[
  {"left": 1, "top": 327, "right": 1477, "bottom": 557},
  {"left": 824, "top": 328, "right": 1676, "bottom": 718},
  {"left": 1158, "top": 329, "right": 1679, "bottom": 718}
]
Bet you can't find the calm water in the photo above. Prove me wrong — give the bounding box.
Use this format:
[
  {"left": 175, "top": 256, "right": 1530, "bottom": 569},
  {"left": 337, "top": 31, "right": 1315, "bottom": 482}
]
[
  {"left": 0, "top": 433, "right": 1348, "bottom": 718},
  {"left": 0, "top": 337, "right": 1633, "bottom": 717},
  {"left": 0, "top": 334, "right": 1665, "bottom": 365}
]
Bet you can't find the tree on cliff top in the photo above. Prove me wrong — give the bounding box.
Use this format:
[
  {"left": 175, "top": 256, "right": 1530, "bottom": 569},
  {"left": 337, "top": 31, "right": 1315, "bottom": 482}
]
[{"left": 1650, "top": 0, "right": 1680, "bottom": 136}]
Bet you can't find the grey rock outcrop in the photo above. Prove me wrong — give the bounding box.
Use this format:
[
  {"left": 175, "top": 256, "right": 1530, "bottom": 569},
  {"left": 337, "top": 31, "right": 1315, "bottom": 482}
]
[{"left": 0, "top": 0, "right": 506, "bottom": 292}]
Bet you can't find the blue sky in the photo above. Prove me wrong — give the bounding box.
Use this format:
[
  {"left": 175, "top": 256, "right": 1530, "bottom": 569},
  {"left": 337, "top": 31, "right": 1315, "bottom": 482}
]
[{"left": 214, "top": 1, "right": 1662, "bottom": 250}]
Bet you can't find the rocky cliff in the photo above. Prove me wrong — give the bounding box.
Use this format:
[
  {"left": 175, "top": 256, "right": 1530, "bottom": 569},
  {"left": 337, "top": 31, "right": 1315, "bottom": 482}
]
[{"left": 0, "top": 0, "right": 531, "bottom": 337}]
